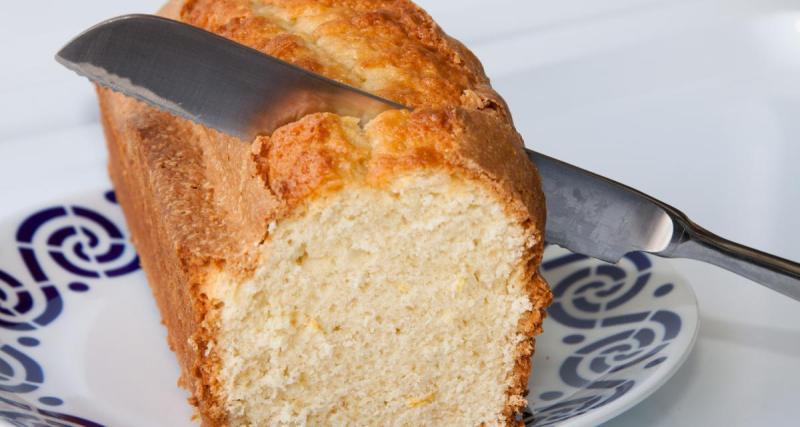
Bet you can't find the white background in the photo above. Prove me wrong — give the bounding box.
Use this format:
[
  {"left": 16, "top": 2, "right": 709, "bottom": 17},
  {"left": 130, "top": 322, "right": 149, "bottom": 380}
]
[{"left": 1, "top": 0, "right": 799, "bottom": 425}]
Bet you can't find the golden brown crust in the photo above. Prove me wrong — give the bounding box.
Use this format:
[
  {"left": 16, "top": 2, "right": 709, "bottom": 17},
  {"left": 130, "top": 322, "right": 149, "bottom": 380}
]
[
  {"left": 99, "top": 0, "right": 552, "bottom": 425},
  {"left": 98, "top": 89, "right": 229, "bottom": 425},
  {"left": 179, "top": 0, "right": 499, "bottom": 110}
]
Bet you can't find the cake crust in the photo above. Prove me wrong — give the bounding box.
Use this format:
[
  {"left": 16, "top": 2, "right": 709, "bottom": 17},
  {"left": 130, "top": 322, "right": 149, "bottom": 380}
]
[{"left": 98, "top": 0, "right": 552, "bottom": 425}]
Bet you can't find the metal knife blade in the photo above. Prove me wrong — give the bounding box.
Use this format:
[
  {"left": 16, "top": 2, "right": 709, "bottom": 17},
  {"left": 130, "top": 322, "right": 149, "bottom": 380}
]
[
  {"left": 530, "top": 152, "right": 674, "bottom": 263},
  {"left": 56, "top": 14, "right": 405, "bottom": 140},
  {"left": 57, "top": 14, "right": 800, "bottom": 301}
]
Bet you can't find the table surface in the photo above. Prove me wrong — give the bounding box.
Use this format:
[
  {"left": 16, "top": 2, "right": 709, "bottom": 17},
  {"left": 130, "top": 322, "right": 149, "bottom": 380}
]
[{"left": 2, "top": 1, "right": 799, "bottom": 426}]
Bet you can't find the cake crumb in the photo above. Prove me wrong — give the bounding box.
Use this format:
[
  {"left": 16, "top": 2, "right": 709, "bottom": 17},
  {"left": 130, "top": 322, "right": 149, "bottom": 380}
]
[
  {"left": 306, "top": 317, "right": 324, "bottom": 333},
  {"left": 393, "top": 282, "right": 410, "bottom": 293},
  {"left": 406, "top": 392, "right": 436, "bottom": 408},
  {"left": 454, "top": 277, "right": 467, "bottom": 293}
]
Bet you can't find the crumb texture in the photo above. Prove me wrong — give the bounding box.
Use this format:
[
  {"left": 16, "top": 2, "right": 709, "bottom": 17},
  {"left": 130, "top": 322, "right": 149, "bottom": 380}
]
[{"left": 214, "top": 173, "right": 533, "bottom": 426}]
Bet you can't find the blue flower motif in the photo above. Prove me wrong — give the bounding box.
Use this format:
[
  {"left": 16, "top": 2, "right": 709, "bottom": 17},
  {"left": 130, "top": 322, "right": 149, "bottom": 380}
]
[
  {"left": 0, "top": 190, "right": 139, "bottom": 427},
  {"left": 526, "top": 250, "right": 683, "bottom": 426}
]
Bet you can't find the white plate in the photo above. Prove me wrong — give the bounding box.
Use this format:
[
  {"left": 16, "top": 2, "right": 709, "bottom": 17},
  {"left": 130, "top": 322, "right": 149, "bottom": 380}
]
[
  {"left": 526, "top": 246, "right": 698, "bottom": 426},
  {"left": 0, "top": 129, "right": 697, "bottom": 426}
]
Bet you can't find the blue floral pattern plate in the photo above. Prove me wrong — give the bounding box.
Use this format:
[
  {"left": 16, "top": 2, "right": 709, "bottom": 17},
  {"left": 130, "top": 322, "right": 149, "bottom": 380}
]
[
  {"left": 525, "top": 247, "right": 699, "bottom": 426},
  {"left": 0, "top": 190, "right": 698, "bottom": 427}
]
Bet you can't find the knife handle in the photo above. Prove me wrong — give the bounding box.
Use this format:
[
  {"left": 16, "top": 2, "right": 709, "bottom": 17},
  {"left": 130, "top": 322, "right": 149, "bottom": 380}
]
[{"left": 660, "top": 220, "right": 800, "bottom": 301}]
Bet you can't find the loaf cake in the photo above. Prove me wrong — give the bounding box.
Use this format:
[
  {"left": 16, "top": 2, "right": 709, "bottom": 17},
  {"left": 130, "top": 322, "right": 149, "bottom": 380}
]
[{"left": 97, "top": 0, "right": 551, "bottom": 425}]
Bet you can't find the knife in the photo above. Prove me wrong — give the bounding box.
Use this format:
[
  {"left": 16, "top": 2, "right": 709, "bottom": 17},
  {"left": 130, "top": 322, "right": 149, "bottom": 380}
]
[{"left": 56, "top": 14, "right": 800, "bottom": 302}]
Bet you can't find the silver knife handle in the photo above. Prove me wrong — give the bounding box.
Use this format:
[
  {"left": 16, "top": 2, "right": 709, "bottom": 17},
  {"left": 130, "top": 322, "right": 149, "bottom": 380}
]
[{"left": 660, "top": 219, "right": 800, "bottom": 301}]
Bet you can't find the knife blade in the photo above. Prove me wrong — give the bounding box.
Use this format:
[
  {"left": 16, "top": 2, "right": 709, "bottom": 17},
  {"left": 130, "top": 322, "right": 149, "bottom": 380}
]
[
  {"left": 56, "top": 14, "right": 405, "bottom": 140},
  {"left": 57, "top": 14, "right": 800, "bottom": 301}
]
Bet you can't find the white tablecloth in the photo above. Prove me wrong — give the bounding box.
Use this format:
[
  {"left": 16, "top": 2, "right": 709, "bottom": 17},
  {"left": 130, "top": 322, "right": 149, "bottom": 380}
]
[{"left": 2, "top": 1, "right": 798, "bottom": 425}]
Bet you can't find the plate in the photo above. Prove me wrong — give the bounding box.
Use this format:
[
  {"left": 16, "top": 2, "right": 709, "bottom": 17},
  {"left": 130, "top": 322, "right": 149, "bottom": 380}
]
[
  {"left": 526, "top": 247, "right": 698, "bottom": 426},
  {"left": 0, "top": 182, "right": 698, "bottom": 426}
]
